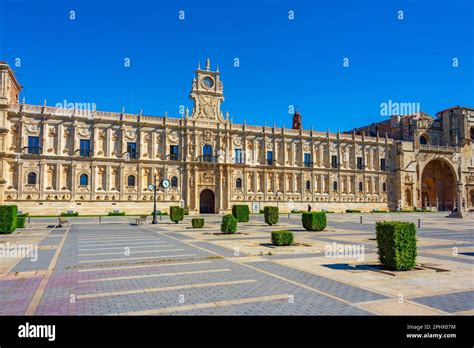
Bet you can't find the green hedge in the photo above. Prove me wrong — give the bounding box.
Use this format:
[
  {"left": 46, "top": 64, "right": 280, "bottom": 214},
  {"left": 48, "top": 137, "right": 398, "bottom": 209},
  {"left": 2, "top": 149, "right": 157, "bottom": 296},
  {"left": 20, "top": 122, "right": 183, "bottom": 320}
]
[
  {"left": 264, "top": 206, "right": 279, "bottom": 226},
  {"left": 191, "top": 218, "right": 205, "bottom": 228},
  {"left": 16, "top": 216, "right": 26, "bottom": 228},
  {"left": 302, "top": 212, "right": 327, "bottom": 231},
  {"left": 271, "top": 230, "right": 294, "bottom": 246},
  {"left": 0, "top": 205, "right": 18, "bottom": 234},
  {"left": 232, "top": 205, "right": 250, "bottom": 222},
  {"left": 221, "top": 214, "right": 237, "bottom": 234},
  {"left": 375, "top": 221, "right": 417, "bottom": 271},
  {"left": 346, "top": 209, "right": 361, "bottom": 213},
  {"left": 108, "top": 211, "right": 126, "bottom": 216},
  {"left": 61, "top": 212, "right": 79, "bottom": 217},
  {"left": 170, "top": 206, "right": 184, "bottom": 224}
]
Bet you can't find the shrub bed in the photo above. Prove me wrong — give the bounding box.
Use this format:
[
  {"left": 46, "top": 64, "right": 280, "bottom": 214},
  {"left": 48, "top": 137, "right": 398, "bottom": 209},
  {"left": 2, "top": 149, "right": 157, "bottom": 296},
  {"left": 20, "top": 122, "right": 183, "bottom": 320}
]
[
  {"left": 232, "top": 205, "right": 250, "bottom": 222},
  {"left": 191, "top": 218, "right": 205, "bottom": 228},
  {"left": 271, "top": 230, "right": 294, "bottom": 246},
  {"left": 302, "top": 212, "right": 327, "bottom": 231},
  {"left": 0, "top": 205, "right": 18, "bottom": 234},
  {"left": 346, "top": 209, "right": 361, "bottom": 213},
  {"left": 108, "top": 211, "right": 126, "bottom": 216},
  {"left": 16, "top": 214, "right": 27, "bottom": 228},
  {"left": 170, "top": 206, "right": 184, "bottom": 224},
  {"left": 221, "top": 214, "right": 237, "bottom": 234},
  {"left": 264, "top": 206, "right": 279, "bottom": 226},
  {"left": 61, "top": 212, "right": 79, "bottom": 217},
  {"left": 375, "top": 221, "right": 417, "bottom": 271}
]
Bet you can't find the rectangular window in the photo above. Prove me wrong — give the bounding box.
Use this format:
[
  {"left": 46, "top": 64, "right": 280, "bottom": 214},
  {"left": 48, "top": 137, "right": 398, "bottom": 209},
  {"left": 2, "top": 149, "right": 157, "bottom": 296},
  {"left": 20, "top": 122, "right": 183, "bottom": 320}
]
[
  {"left": 28, "top": 136, "right": 40, "bottom": 154},
  {"left": 331, "top": 155, "right": 338, "bottom": 169},
  {"left": 380, "top": 158, "right": 386, "bottom": 171},
  {"left": 304, "top": 153, "right": 311, "bottom": 167},
  {"left": 170, "top": 145, "right": 179, "bottom": 161},
  {"left": 357, "top": 157, "right": 363, "bottom": 170},
  {"left": 266, "top": 151, "right": 274, "bottom": 165},
  {"left": 80, "top": 139, "right": 91, "bottom": 157},
  {"left": 235, "top": 149, "right": 243, "bottom": 164},
  {"left": 127, "top": 142, "right": 137, "bottom": 159}
]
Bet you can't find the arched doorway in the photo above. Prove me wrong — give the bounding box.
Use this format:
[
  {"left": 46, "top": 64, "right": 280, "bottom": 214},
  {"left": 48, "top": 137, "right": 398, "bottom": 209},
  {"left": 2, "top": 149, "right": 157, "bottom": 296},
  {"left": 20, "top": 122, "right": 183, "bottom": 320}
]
[
  {"left": 199, "top": 189, "right": 215, "bottom": 213},
  {"left": 405, "top": 188, "right": 412, "bottom": 207},
  {"left": 421, "top": 159, "right": 457, "bottom": 211}
]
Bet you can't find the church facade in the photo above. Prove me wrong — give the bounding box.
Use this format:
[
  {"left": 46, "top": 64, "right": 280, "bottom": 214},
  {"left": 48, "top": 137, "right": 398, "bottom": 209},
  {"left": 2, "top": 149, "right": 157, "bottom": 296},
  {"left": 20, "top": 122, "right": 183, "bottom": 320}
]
[{"left": 0, "top": 60, "right": 473, "bottom": 215}]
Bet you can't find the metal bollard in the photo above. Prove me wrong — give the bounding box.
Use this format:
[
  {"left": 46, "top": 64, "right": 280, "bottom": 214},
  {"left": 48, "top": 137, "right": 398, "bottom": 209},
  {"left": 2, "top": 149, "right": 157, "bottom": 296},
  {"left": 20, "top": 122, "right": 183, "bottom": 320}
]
[
  {"left": 418, "top": 218, "right": 421, "bottom": 228},
  {"left": 360, "top": 216, "right": 363, "bottom": 224}
]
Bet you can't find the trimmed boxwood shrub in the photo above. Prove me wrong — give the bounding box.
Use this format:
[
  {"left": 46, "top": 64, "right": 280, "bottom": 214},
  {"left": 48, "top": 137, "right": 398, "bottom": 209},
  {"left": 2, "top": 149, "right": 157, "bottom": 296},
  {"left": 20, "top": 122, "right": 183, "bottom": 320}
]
[
  {"left": 346, "top": 209, "right": 361, "bottom": 213},
  {"left": 108, "top": 211, "right": 126, "bottom": 216},
  {"left": 0, "top": 205, "right": 18, "bottom": 234},
  {"left": 16, "top": 216, "right": 27, "bottom": 228},
  {"left": 232, "top": 205, "right": 250, "bottom": 222},
  {"left": 376, "top": 221, "right": 417, "bottom": 271},
  {"left": 191, "top": 218, "right": 205, "bottom": 228},
  {"left": 302, "top": 212, "right": 327, "bottom": 231},
  {"left": 170, "top": 206, "right": 184, "bottom": 224},
  {"left": 264, "top": 206, "right": 279, "bottom": 226},
  {"left": 271, "top": 230, "right": 294, "bottom": 246},
  {"left": 221, "top": 214, "right": 237, "bottom": 234},
  {"left": 61, "top": 211, "right": 79, "bottom": 217}
]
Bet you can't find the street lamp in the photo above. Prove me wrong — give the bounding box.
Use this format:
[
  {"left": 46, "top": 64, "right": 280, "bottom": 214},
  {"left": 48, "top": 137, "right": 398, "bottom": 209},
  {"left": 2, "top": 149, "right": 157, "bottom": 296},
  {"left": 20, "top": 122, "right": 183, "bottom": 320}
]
[{"left": 149, "top": 174, "right": 158, "bottom": 224}]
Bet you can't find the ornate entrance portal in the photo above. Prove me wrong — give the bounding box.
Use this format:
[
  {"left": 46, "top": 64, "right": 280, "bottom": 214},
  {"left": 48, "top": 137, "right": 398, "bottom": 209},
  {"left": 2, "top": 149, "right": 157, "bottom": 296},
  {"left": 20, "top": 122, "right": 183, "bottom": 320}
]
[
  {"left": 199, "top": 189, "right": 215, "bottom": 214},
  {"left": 421, "top": 159, "right": 457, "bottom": 211}
]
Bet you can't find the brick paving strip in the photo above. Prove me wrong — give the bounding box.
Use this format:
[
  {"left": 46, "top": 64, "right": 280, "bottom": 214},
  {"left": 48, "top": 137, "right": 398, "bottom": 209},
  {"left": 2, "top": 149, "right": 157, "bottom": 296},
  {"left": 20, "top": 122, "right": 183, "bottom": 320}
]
[{"left": 24, "top": 225, "right": 71, "bottom": 315}]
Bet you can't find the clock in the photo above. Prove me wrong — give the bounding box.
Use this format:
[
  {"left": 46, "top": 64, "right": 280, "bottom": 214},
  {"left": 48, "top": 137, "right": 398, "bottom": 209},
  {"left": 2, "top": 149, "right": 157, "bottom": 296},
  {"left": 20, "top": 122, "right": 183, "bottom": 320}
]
[
  {"left": 202, "top": 76, "right": 214, "bottom": 89},
  {"left": 161, "top": 179, "right": 171, "bottom": 189},
  {"left": 148, "top": 184, "right": 155, "bottom": 191}
]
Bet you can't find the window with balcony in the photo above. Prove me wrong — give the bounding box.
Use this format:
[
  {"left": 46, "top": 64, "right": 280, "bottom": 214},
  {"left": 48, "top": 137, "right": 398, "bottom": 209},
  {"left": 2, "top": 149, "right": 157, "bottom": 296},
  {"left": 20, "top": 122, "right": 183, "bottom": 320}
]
[
  {"left": 27, "top": 172, "right": 37, "bottom": 185},
  {"left": 27, "top": 136, "right": 40, "bottom": 154},
  {"left": 266, "top": 151, "right": 274, "bottom": 165},
  {"left": 331, "top": 155, "right": 338, "bottom": 169},
  {"left": 127, "top": 142, "right": 137, "bottom": 159},
  {"left": 202, "top": 144, "right": 214, "bottom": 162},
  {"left": 356, "top": 157, "right": 363, "bottom": 170},
  {"left": 80, "top": 139, "right": 91, "bottom": 157},
  {"left": 234, "top": 149, "right": 243, "bottom": 164},
  {"left": 304, "top": 153, "right": 312, "bottom": 167},
  {"left": 80, "top": 174, "right": 89, "bottom": 186},
  {"left": 169, "top": 145, "right": 179, "bottom": 161}
]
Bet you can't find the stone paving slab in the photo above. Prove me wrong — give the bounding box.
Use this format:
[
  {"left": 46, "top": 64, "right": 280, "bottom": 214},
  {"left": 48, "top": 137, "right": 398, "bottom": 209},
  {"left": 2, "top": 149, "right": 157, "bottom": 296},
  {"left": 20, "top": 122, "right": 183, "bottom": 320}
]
[
  {"left": 248, "top": 261, "right": 388, "bottom": 303},
  {"left": 0, "top": 276, "right": 43, "bottom": 315},
  {"left": 11, "top": 249, "right": 56, "bottom": 272},
  {"left": 411, "top": 290, "right": 474, "bottom": 313}
]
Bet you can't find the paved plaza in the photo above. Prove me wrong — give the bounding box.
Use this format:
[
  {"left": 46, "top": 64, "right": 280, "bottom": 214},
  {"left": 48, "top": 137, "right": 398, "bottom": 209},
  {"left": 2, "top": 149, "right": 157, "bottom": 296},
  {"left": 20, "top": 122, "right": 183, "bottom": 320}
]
[{"left": 0, "top": 212, "right": 473, "bottom": 315}]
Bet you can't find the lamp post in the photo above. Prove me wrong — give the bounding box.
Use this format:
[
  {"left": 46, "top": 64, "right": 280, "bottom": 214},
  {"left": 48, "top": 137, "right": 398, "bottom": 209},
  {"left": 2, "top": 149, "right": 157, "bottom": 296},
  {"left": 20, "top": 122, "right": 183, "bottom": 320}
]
[{"left": 152, "top": 174, "right": 158, "bottom": 224}]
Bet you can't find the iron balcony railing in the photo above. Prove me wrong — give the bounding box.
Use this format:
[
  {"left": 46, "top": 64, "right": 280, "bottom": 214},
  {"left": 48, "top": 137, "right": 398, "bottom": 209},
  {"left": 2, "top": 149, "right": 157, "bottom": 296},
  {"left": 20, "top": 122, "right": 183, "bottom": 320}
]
[
  {"left": 199, "top": 155, "right": 218, "bottom": 163},
  {"left": 169, "top": 154, "right": 179, "bottom": 161},
  {"left": 26, "top": 146, "right": 41, "bottom": 155},
  {"left": 304, "top": 161, "right": 313, "bottom": 168},
  {"left": 79, "top": 149, "right": 92, "bottom": 157}
]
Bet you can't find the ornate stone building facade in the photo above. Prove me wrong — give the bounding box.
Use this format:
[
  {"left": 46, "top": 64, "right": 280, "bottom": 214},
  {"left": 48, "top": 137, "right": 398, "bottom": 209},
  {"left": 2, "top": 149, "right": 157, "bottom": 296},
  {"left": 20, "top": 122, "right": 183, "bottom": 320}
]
[{"left": 0, "top": 60, "right": 473, "bottom": 215}]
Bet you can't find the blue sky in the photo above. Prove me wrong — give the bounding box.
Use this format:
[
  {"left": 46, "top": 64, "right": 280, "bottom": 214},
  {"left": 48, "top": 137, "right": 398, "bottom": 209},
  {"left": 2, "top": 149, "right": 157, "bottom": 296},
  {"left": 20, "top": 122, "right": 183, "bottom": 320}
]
[{"left": 0, "top": 0, "right": 472, "bottom": 131}]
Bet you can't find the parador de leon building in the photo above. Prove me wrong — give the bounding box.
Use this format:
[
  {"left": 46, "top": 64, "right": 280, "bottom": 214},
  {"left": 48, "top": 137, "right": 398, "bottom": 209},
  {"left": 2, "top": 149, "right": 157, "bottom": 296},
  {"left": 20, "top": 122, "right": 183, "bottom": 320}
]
[{"left": 0, "top": 59, "right": 473, "bottom": 216}]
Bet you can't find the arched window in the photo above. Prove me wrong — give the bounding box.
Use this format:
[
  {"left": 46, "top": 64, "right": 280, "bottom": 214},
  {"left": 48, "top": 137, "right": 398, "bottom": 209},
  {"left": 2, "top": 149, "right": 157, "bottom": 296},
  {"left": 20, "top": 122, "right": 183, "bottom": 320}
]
[
  {"left": 127, "top": 175, "right": 136, "bottom": 187},
  {"left": 333, "top": 181, "right": 338, "bottom": 191},
  {"left": 419, "top": 135, "right": 428, "bottom": 145},
  {"left": 171, "top": 176, "right": 178, "bottom": 187},
  {"left": 382, "top": 182, "right": 387, "bottom": 192},
  {"left": 27, "top": 172, "right": 37, "bottom": 185},
  {"left": 306, "top": 180, "right": 311, "bottom": 190},
  {"left": 80, "top": 174, "right": 88, "bottom": 186},
  {"left": 235, "top": 178, "right": 242, "bottom": 188},
  {"left": 358, "top": 181, "right": 363, "bottom": 192}
]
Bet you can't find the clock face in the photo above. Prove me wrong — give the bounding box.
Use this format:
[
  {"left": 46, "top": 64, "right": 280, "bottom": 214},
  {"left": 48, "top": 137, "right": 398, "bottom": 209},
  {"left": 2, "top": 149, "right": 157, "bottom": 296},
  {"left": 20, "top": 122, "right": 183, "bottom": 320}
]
[
  {"left": 202, "top": 76, "right": 214, "bottom": 89},
  {"left": 161, "top": 179, "right": 171, "bottom": 189}
]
